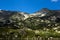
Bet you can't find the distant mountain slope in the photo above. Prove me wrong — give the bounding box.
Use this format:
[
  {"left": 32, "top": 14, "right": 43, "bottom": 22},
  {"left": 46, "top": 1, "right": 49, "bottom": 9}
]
[{"left": 0, "top": 8, "right": 60, "bottom": 29}]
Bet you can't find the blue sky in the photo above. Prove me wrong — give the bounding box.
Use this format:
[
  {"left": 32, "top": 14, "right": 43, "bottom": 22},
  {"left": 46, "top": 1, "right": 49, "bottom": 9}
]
[{"left": 0, "top": 0, "right": 60, "bottom": 13}]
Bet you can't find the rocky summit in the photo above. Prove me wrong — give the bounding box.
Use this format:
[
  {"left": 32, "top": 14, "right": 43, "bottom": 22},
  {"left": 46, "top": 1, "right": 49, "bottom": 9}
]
[{"left": 0, "top": 8, "right": 60, "bottom": 29}]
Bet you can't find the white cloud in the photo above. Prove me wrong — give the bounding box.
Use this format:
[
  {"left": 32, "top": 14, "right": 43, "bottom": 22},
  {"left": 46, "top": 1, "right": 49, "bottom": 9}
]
[{"left": 51, "top": 0, "right": 58, "bottom": 2}]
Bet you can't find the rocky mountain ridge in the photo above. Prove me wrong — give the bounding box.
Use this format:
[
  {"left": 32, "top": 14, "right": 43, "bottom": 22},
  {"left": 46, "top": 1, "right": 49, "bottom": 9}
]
[
  {"left": 0, "top": 8, "right": 60, "bottom": 29},
  {"left": 0, "top": 8, "right": 60, "bottom": 20}
]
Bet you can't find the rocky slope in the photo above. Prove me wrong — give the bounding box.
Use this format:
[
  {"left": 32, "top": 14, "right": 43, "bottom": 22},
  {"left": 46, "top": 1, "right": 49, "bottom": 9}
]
[
  {"left": 0, "top": 8, "right": 60, "bottom": 39},
  {"left": 0, "top": 8, "right": 60, "bottom": 29}
]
